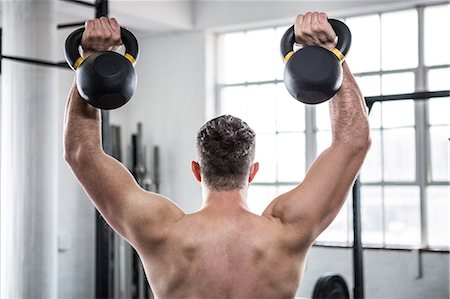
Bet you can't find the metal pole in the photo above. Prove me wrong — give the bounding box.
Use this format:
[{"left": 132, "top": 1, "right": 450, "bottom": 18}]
[
  {"left": 92, "top": 1, "right": 113, "bottom": 298},
  {"left": 60, "top": 0, "right": 96, "bottom": 7},
  {"left": 352, "top": 178, "right": 364, "bottom": 299},
  {"left": 95, "top": 0, "right": 108, "bottom": 18},
  {"left": 57, "top": 22, "right": 86, "bottom": 29},
  {"left": 1, "top": 55, "right": 69, "bottom": 69}
]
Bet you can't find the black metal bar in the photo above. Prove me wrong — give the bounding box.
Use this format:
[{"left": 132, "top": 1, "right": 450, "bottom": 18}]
[
  {"left": 95, "top": 0, "right": 109, "bottom": 18},
  {"left": 365, "top": 90, "right": 450, "bottom": 110},
  {"left": 153, "top": 146, "right": 160, "bottom": 193},
  {"left": 352, "top": 178, "right": 364, "bottom": 299},
  {"left": 350, "top": 90, "right": 450, "bottom": 299},
  {"left": 95, "top": 109, "right": 113, "bottom": 299},
  {"left": 95, "top": 2, "right": 112, "bottom": 298},
  {"left": 1, "top": 55, "right": 70, "bottom": 69},
  {"left": 95, "top": 212, "right": 112, "bottom": 299},
  {"left": 60, "top": 0, "right": 96, "bottom": 7},
  {"left": 57, "top": 22, "right": 85, "bottom": 29}
]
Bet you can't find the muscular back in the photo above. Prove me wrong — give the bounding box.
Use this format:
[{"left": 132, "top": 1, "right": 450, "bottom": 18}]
[{"left": 139, "top": 209, "right": 309, "bottom": 299}]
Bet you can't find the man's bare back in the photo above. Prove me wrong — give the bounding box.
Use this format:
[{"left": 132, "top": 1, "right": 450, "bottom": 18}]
[
  {"left": 140, "top": 208, "right": 307, "bottom": 299},
  {"left": 64, "top": 12, "right": 370, "bottom": 299}
]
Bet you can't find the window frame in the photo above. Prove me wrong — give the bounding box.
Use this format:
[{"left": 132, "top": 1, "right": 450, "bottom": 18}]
[{"left": 215, "top": 3, "right": 450, "bottom": 251}]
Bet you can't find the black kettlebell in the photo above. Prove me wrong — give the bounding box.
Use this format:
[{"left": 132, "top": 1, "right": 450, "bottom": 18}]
[
  {"left": 64, "top": 27, "right": 139, "bottom": 110},
  {"left": 280, "top": 19, "right": 351, "bottom": 105}
]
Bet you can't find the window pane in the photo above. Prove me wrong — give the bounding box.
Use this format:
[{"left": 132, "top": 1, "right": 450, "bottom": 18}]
[
  {"left": 254, "top": 134, "right": 277, "bottom": 182},
  {"left": 428, "top": 68, "right": 450, "bottom": 91},
  {"left": 361, "top": 186, "right": 383, "bottom": 244},
  {"left": 384, "top": 186, "right": 421, "bottom": 246},
  {"left": 316, "top": 193, "right": 351, "bottom": 243},
  {"left": 429, "top": 97, "right": 450, "bottom": 125},
  {"left": 277, "top": 133, "right": 305, "bottom": 182},
  {"left": 276, "top": 84, "right": 305, "bottom": 132},
  {"left": 361, "top": 130, "right": 382, "bottom": 182},
  {"left": 368, "top": 102, "right": 382, "bottom": 129},
  {"left": 356, "top": 75, "right": 381, "bottom": 97},
  {"left": 381, "top": 100, "right": 415, "bottom": 128},
  {"left": 427, "top": 186, "right": 449, "bottom": 247},
  {"left": 246, "top": 84, "right": 276, "bottom": 134},
  {"left": 381, "top": 72, "right": 415, "bottom": 95},
  {"left": 316, "top": 130, "right": 332, "bottom": 156},
  {"left": 316, "top": 102, "right": 331, "bottom": 131},
  {"left": 347, "top": 195, "right": 354, "bottom": 243},
  {"left": 248, "top": 185, "right": 277, "bottom": 215},
  {"left": 346, "top": 14, "right": 381, "bottom": 73},
  {"left": 429, "top": 126, "right": 450, "bottom": 181},
  {"left": 383, "top": 128, "right": 416, "bottom": 181},
  {"left": 427, "top": 186, "right": 450, "bottom": 247},
  {"left": 221, "top": 86, "right": 249, "bottom": 120},
  {"left": 381, "top": 10, "right": 418, "bottom": 70},
  {"left": 245, "top": 28, "right": 278, "bottom": 82},
  {"left": 221, "top": 32, "right": 247, "bottom": 84},
  {"left": 425, "top": 4, "right": 450, "bottom": 66}
]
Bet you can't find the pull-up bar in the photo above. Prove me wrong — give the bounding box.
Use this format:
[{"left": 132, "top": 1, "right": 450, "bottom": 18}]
[
  {"left": 0, "top": 0, "right": 109, "bottom": 72},
  {"left": 365, "top": 90, "right": 450, "bottom": 111},
  {"left": 60, "top": 0, "right": 96, "bottom": 7},
  {"left": 352, "top": 89, "right": 450, "bottom": 299}
]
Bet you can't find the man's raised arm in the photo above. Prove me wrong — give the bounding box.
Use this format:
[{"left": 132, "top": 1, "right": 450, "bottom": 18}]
[
  {"left": 64, "top": 17, "right": 184, "bottom": 248},
  {"left": 264, "top": 12, "right": 371, "bottom": 245}
]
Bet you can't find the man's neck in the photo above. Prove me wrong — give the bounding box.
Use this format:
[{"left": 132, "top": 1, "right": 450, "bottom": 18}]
[{"left": 201, "top": 188, "right": 249, "bottom": 212}]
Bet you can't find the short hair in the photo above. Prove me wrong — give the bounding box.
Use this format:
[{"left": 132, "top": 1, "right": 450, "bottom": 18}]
[{"left": 196, "top": 115, "right": 256, "bottom": 191}]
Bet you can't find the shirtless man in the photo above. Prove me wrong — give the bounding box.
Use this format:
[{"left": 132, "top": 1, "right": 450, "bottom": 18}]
[{"left": 64, "top": 12, "right": 371, "bottom": 299}]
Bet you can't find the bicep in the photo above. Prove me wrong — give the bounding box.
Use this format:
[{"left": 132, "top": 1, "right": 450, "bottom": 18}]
[
  {"left": 69, "top": 151, "right": 183, "bottom": 244},
  {"left": 268, "top": 143, "right": 368, "bottom": 240}
]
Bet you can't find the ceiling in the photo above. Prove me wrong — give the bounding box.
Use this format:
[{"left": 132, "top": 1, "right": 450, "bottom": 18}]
[{"left": 3, "top": 0, "right": 445, "bottom": 36}]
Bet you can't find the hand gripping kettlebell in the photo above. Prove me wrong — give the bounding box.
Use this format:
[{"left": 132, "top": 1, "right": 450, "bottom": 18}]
[
  {"left": 280, "top": 19, "right": 351, "bottom": 105},
  {"left": 64, "top": 27, "right": 139, "bottom": 110}
]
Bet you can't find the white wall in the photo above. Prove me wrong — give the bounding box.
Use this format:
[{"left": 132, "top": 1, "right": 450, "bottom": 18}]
[{"left": 193, "top": 0, "right": 443, "bottom": 31}]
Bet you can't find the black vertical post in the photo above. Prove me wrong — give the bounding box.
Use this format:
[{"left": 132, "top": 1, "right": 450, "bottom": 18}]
[
  {"left": 352, "top": 177, "right": 364, "bottom": 299},
  {"left": 95, "top": 0, "right": 108, "bottom": 18},
  {"left": 94, "top": 1, "right": 112, "bottom": 299},
  {"left": 153, "top": 146, "right": 160, "bottom": 193}
]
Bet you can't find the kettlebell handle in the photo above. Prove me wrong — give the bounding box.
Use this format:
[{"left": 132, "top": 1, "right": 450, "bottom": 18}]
[
  {"left": 280, "top": 19, "right": 351, "bottom": 63},
  {"left": 64, "top": 27, "right": 139, "bottom": 71}
]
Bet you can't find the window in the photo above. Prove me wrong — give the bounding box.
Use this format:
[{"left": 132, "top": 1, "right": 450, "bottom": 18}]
[
  {"left": 218, "top": 26, "right": 304, "bottom": 215},
  {"left": 216, "top": 4, "right": 450, "bottom": 249}
]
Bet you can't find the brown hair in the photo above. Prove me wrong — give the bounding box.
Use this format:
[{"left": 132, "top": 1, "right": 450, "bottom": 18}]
[{"left": 196, "top": 115, "right": 256, "bottom": 191}]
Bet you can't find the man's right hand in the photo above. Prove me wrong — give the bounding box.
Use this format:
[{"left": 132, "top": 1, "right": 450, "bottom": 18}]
[
  {"left": 294, "top": 12, "right": 337, "bottom": 51},
  {"left": 81, "top": 17, "right": 122, "bottom": 58}
]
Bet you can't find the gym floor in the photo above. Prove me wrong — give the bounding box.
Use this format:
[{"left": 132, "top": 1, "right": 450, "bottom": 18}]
[{"left": 0, "top": 1, "right": 449, "bottom": 298}]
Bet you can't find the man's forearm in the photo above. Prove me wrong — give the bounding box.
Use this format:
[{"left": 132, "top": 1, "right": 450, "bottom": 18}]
[
  {"left": 64, "top": 79, "right": 102, "bottom": 162},
  {"left": 330, "top": 62, "right": 370, "bottom": 147}
]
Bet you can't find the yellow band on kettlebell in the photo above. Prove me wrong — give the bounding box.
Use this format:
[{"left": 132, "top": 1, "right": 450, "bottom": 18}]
[
  {"left": 283, "top": 51, "right": 295, "bottom": 64},
  {"left": 124, "top": 53, "right": 136, "bottom": 65},
  {"left": 73, "top": 57, "right": 85, "bottom": 70},
  {"left": 331, "top": 48, "right": 345, "bottom": 61}
]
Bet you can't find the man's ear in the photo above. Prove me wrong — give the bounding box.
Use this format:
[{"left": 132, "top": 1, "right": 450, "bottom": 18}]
[
  {"left": 191, "top": 161, "right": 202, "bottom": 182},
  {"left": 248, "top": 162, "right": 259, "bottom": 183}
]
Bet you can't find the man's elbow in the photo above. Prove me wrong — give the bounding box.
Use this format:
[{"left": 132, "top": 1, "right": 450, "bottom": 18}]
[
  {"left": 354, "top": 130, "right": 371, "bottom": 153},
  {"left": 64, "top": 145, "right": 102, "bottom": 167},
  {"left": 64, "top": 146, "right": 82, "bottom": 167},
  {"left": 333, "top": 127, "right": 371, "bottom": 155}
]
